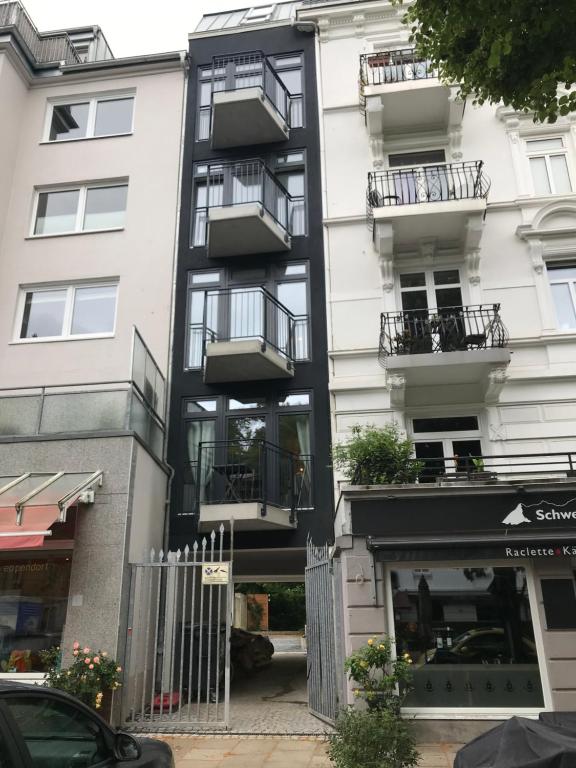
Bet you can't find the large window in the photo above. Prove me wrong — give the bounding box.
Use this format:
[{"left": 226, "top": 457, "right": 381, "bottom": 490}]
[
  {"left": 17, "top": 283, "right": 117, "bottom": 341},
  {"left": 33, "top": 183, "right": 128, "bottom": 236},
  {"left": 525, "top": 137, "right": 572, "bottom": 195},
  {"left": 391, "top": 566, "right": 543, "bottom": 709},
  {"left": 273, "top": 54, "right": 304, "bottom": 128},
  {"left": 0, "top": 557, "right": 72, "bottom": 674},
  {"left": 547, "top": 263, "right": 576, "bottom": 329},
  {"left": 46, "top": 94, "right": 134, "bottom": 142},
  {"left": 412, "top": 415, "right": 482, "bottom": 480}
]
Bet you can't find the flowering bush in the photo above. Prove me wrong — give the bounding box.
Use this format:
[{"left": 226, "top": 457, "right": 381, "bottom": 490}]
[
  {"left": 41, "top": 643, "right": 122, "bottom": 712},
  {"left": 344, "top": 635, "right": 413, "bottom": 712}
]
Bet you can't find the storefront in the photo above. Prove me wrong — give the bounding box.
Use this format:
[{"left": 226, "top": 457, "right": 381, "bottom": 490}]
[{"left": 336, "top": 485, "right": 576, "bottom": 730}]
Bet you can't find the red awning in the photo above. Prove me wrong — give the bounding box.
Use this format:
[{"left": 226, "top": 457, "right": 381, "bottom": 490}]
[{"left": 0, "top": 471, "right": 102, "bottom": 551}]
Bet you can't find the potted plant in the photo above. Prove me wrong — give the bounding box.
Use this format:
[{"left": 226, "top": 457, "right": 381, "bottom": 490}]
[
  {"left": 41, "top": 642, "right": 123, "bottom": 722},
  {"left": 332, "top": 424, "right": 423, "bottom": 485},
  {"left": 470, "top": 456, "right": 497, "bottom": 483}
]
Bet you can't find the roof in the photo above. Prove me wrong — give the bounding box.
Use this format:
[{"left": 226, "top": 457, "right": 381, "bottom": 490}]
[{"left": 194, "top": 2, "right": 300, "bottom": 34}]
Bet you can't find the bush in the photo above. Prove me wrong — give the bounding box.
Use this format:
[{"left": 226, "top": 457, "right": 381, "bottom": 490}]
[
  {"left": 328, "top": 707, "right": 419, "bottom": 768},
  {"left": 345, "top": 636, "right": 413, "bottom": 713},
  {"left": 332, "top": 424, "right": 422, "bottom": 485}
]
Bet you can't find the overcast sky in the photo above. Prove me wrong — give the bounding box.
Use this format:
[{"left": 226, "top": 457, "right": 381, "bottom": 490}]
[{"left": 24, "top": 0, "right": 264, "bottom": 58}]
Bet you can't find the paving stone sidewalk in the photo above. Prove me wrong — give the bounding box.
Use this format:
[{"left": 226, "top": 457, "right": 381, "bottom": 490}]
[{"left": 155, "top": 735, "right": 462, "bottom": 768}]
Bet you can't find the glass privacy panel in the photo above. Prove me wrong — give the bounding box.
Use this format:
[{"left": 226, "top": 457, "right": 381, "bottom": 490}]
[
  {"left": 391, "top": 566, "right": 543, "bottom": 708},
  {"left": 39, "top": 390, "right": 129, "bottom": 433},
  {"left": 71, "top": 285, "right": 116, "bottom": 335},
  {"left": 83, "top": 185, "right": 127, "bottom": 230},
  {"left": 0, "top": 396, "right": 42, "bottom": 436},
  {"left": 20, "top": 290, "right": 67, "bottom": 338},
  {"left": 49, "top": 103, "right": 89, "bottom": 141},
  {"left": 35, "top": 190, "right": 79, "bottom": 235},
  {"left": 94, "top": 98, "right": 134, "bottom": 136}
]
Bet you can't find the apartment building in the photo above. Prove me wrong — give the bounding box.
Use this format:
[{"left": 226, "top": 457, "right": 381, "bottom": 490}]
[
  {"left": 298, "top": 0, "right": 576, "bottom": 738},
  {"left": 167, "top": 5, "right": 333, "bottom": 581},
  {"left": 0, "top": 2, "right": 185, "bottom": 678}
]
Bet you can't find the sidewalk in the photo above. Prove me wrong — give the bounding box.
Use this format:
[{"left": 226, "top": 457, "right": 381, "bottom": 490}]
[{"left": 156, "top": 735, "right": 461, "bottom": 768}]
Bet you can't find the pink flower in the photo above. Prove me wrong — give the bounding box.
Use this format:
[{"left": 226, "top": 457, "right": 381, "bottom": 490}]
[
  {"left": 73, "top": 650, "right": 79, "bottom": 656},
  {"left": 83, "top": 647, "right": 90, "bottom": 654},
  {"left": 73, "top": 642, "right": 80, "bottom": 650},
  {"left": 93, "top": 656, "right": 100, "bottom": 664},
  {"left": 85, "top": 658, "right": 91, "bottom": 665},
  {"left": 89, "top": 664, "right": 94, "bottom": 670}
]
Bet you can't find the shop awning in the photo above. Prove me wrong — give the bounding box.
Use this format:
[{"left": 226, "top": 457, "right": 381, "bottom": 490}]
[{"left": 0, "top": 471, "right": 103, "bottom": 550}]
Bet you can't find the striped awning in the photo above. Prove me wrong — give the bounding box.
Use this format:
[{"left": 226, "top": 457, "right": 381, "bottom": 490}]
[{"left": 0, "top": 471, "right": 102, "bottom": 550}]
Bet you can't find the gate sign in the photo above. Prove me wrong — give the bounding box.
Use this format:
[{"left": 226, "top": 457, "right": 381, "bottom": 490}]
[{"left": 202, "top": 563, "right": 231, "bottom": 584}]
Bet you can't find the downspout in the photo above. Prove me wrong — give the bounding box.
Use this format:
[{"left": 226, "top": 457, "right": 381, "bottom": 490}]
[{"left": 162, "top": 49, "right": 189, "bottom": 553}]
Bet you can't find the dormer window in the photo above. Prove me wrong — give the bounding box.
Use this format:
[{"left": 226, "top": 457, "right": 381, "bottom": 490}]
[{"left": 245, "top": 5, "right": 274, "bottom": 22}]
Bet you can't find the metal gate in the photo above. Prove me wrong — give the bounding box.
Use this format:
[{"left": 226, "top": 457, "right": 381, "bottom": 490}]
[
  {"left": 122, "top": 525, "right": 233, "bottom": 732},
  {"left": 305, "top": 540, "right": 338, "bottom": 723}
]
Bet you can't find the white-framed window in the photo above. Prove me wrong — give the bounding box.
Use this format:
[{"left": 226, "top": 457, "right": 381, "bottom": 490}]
[
  {"left": 547, "top": 263, "right": 576, "bottom": 329},
  {"left": 16, "top": 282, "right": 118, "bottom": 342},
  {"left": 411, "top": 415, "right": 483, "bottom": 479},
  {"left": 525, "top": 136, "right": 573, "bottom": 195},
  {"left": 32, "top": 182, "right": 128, "bottom": 237},
  {"left": 45, "top": 94, "right": 135, "bottom": 142},
  {"left": 244, "top": 5, "right": 274, "bottom": 22}
]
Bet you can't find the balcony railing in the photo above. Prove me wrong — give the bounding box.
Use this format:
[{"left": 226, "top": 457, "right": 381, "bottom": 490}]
[
  {"left": 192, "top": 159, "right": 295, "bottom": 247},
  {"left": 367, "top": 162, "right": 490, "bottom": 216},
  {"left": 188, "top": 286, "right": 307, "bottom": 369},
  {"left": 0, "top": 1, "right": 81, "bottom": 65},
  {"left": 379, "top": 304, "right": 508, "bottom": 361},
  {"left": 360, "top": 49, "right": 435, "bottom": 89},
  {"left": 414, "top": 452, "right": 576, "bottom": 485},
  {"left": 184, "top": 439, "right": 313, "bottom": 518}
]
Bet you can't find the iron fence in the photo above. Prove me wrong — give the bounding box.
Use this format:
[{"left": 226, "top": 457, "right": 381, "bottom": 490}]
[
  {"left": 192, "top": 159, "right": 293, "bottom": 247},
  {"left": 0, "top": 1, "right": 80, "bottom": 64},
  {"left": 360, "top": 48, "right": 435, "bottom": 88},
  {"left": 187, "top": 439, "right": 313, "bottom": 519},
  {"left": 379, "top": 304, "right": 508, "bottom": 360},
  {"left": 367, "top": 161, "right": 490, "bottom": 214}
]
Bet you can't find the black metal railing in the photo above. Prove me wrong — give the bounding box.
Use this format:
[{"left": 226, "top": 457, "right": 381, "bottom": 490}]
[
  {"left": 0, "top": 1, "right": 80, "bottom": 65},
  {"left": 414, "top": 451, "right": 576, "bottom": 484},
  {"left": 360, "top": 49, "right": 435, "bottom": 88},
  {"left": 192, "top": 159, "right": 293, "bottom": 247},
  {"left": 367, "top": 162, "right": 490, "bottom": 214},
  {"left": 187, "top": 286, "right": 306, "bottom": 369},
  {"left": 185, "top": 439, "right": 313, "bottom": 519},
  {"left": 379, "top": 304, "right": 508, "bottom": 360}
]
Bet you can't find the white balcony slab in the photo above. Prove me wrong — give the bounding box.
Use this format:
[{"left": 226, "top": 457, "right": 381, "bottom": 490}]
[
  {"left": 204, "top": 339, "right": 294, "bottom": 383},
  {"left": 207, "top": 202, "right": 291, "bottom": 258},
  {"left": 198, "top": 502, "right": 295, "bottom": 532},
  {"left": 211, "top": 87, "right": 289, "bottom": 149}
]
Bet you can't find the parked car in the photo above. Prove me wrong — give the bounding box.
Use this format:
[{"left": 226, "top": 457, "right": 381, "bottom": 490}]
[
  {"left": 427, "top": 627, "right": 537, "bottom": 665},
  {"left": 0, "top": 680, "right": 174, "bottom": 767}
]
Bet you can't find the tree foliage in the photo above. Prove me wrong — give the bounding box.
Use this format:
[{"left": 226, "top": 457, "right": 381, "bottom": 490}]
[{"left": 394, "top": 0, "right": 576, "bottom": 122}]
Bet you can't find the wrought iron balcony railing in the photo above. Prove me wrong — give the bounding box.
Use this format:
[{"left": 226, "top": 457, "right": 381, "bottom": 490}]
[
  {"left": 0, "top": 1, "right": 80, "bottom": 65},
  {"left": 415, "top": 451, "right": 576, "bottom": 484},
  {"left": 184, "top": 439, "right": 313, "bottom": 518},
  {"left": 379, "top": 304, "right": 508, "bottom": 361},
  {"left": 367, "top": 162, "right": 490, "bottom": 216},
  {"left": 192, "top": 159, "right": 296, "bottom": 247},
  {"left": 187, "top": 286, "right": 308, "bottom": 369},
  {"left": 360, "top": 49, "right": 435, "bottom": 89}
]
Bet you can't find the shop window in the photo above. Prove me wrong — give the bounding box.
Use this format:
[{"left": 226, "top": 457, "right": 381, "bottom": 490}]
[
  {"left": 525, "top": 137, "right": 572, "bottom": 195},
  {"left": 541, "top": 578, "right": 576, "bottom": 630},
  {"left": 391, "top": 566, "right": 544, "bottom": 708},
  {"left": 0, "top": 557, "right": 72, "bottom": 674},
  {"left": 547, "top": 263, "right": 576, "bottom": 329}
]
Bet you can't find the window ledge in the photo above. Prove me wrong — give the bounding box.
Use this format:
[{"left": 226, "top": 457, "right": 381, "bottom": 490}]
[
  {"left": 10, "top": 334, "right": 115, "bottom": 345},
  {"left": 26, "top": 227, "right": 124, "bottom": 240},
  {"left": 40, "top": 133, "right": 133, "bottom": 145}
]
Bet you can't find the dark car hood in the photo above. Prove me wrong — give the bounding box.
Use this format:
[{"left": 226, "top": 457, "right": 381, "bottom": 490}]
[{"left": 133, "top": 736, "right": 174, "bottom": 768}]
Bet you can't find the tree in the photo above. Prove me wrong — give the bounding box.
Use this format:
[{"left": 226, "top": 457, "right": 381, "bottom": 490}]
[{"left": 394, "top": 0, "right": 576, "bottom": 123}]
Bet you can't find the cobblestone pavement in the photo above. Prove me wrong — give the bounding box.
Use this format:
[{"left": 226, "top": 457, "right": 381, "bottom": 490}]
[{"left": 154, "top": 735, "right": 461, "bottom": 768}]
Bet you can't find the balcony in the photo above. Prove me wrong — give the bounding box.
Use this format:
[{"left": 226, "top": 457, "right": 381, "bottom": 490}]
[
  {"left": 188, "top": 287, "right": 308, "bottom": 383},
  {"left": 379, "top": 305, "right": 511, "bottom": 406},
  {"left": 359, "top": 49, "right": 463, "bottom": 135},
  {"left": 193, "top": 160, "right": 293, "bottom": 258},
  {"left": 367, "top": 162, "right": 489, "bottom": 255},
  {"left": 0, "top": 1, "right": 81, "bottom": 65},
  {"left": 207, "top": 52, "right": 291, "bottom": 149},
  {"left": 191, "top": 440, "right": 313, "bottom": 532}
]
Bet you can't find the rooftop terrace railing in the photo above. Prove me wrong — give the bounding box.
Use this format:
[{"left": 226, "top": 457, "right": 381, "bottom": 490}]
[{"left": 0, "top": 1, "right": 80, "bottom": 65}]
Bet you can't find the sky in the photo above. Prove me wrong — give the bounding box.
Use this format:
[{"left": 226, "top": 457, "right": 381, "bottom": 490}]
[{"left": 24, "top": 0, "right": 265, "bottom": 58}]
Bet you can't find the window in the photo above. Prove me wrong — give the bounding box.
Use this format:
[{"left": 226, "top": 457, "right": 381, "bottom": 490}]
[
  {"left": 4, "top": 695, "right": 109, "bottom": 766},
  {"left": 388, "top": 150, "right": 449, "bottom": 205},
  {"left": 526, "top": 137, "right": 572, "bottom": 195},
  {"left": 391, "top": 566, "right": 543, "bottom": 708},
  {"left": 0, "top": 729, "right": 15, "bottom": 768},
  {"left": 276, "top": 152, "right": 306, "bottom": 236},
  {"left": 18, "top": 283, "right": 117, "bottom": 341},
  {"left": 47, "top": 95, "right": 134, "bottom": 141},
  {"left": 245, "top": 5, "right": 274, "bottom": 21},
  {"left": 547, "top": 263, "right": 576, "bottom": 329},
  {"left": 33, "top": 183, "right": 128, "bottom": 236},
  {"left": 273, "top": 55, "right": 304, "bottom": 128},
  {"left": 412, "top": 415, "right": 482, "bottom": 479}
]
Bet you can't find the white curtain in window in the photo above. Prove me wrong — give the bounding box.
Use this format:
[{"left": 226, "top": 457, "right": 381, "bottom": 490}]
[{"left": 187, "top": 420, "right": 215, "bottom": 502}]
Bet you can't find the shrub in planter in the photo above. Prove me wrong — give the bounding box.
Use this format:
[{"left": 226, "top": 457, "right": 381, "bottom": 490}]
[{"left": 332, "top": 424, "right": 422, "bottom": 485}]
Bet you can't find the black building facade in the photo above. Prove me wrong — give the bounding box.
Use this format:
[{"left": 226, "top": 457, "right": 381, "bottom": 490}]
[{"left": 168, "top": 14, "right": 333, "bottom": 575}]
